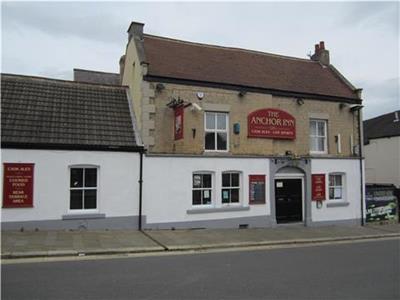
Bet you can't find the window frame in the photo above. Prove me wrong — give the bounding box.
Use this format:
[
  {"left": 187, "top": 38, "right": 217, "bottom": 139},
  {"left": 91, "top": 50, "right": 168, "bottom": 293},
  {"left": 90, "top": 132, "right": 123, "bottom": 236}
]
[
  {"left": 68, "top": 165, "right": 99, "bottom": 213},
  {"left": 309, "top": 119, "right": 328, "bottom": 154},
  {"left": 328, "top": 173, "right": 345, "bottom": 202},
  {"left": 221, "top": 171, "right": 241, "bottom": 206},
  {"left": 204, "top": 111, "right": 229, "bottom": 152},
  {"left": 192, "top": 172, "right": 214, "bottom": 207}
]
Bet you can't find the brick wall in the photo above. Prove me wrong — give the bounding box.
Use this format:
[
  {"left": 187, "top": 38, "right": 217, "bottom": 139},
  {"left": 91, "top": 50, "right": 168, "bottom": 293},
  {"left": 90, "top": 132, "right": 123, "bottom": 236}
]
[{"left": 146, "top": 82, "right": 358, "bottom": 157}]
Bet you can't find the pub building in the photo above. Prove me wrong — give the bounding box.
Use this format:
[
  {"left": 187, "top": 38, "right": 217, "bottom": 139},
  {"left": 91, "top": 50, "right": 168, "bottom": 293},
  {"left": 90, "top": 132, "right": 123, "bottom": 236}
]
[
  {"left": 121, "top": 22, "right": 364, "bottom": 229},
  {"left": 1, "top": 21, "right": 365, "bottom": 230}
]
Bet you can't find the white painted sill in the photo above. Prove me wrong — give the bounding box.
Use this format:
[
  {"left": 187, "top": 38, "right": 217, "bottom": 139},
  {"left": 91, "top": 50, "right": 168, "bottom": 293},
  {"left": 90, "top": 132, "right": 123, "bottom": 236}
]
[
  {"left": 62, "top": 213, "right": 105, "bottom": 220},
  {"left": 187, "top": 206, "right": 250, "bottom": 214},
  {"left": 326, "top": 201, "right": 350, "bottom": 208}
]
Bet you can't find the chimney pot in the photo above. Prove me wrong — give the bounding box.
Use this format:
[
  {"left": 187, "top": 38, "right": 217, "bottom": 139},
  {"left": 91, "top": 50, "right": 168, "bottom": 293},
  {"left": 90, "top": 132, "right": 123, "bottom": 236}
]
[{"left": 311, "top": 41, "right": 330, "bottom": 65}]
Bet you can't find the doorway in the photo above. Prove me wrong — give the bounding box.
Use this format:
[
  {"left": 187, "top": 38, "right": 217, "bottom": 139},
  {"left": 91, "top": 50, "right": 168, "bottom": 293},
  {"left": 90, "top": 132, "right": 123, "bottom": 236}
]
[{"left": 275, "top": 178, "right": 303, "bottom": 224}]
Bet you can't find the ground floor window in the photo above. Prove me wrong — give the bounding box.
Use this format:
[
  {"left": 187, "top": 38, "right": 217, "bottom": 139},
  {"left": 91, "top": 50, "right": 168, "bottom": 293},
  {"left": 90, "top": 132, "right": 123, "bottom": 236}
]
[
  {"left": 329, "top": 173, "right": 344, "bottom": 200},
  {"left": 222, "top": 172, "right": 240, "bottom": 204},
  {"left": 70, "top": 167, "right": 98, "bottom": 210},
  {"left": 192, "top": 173, "right": 212, "bottom": 206}
]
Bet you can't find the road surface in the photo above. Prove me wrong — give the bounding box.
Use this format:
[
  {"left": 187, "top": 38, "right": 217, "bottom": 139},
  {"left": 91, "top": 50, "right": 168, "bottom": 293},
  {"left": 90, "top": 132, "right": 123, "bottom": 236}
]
[{"left": 2, "top": 239, "right": 399, "bottom": 299}]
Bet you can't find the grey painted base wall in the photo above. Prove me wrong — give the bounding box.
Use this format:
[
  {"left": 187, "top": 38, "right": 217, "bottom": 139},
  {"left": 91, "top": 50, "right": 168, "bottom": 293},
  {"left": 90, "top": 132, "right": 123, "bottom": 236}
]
[
  {"left": 1, "top": 215, "right": 362, "bottom": 231},
  {"left": 1, "top": 216, "right": 139, "bottom": 231},
  {"left": 143, "top": 215, "right": 276, "bottom": 230},
  {"left": 308, "top": 218, "right": 362, "bottom": 227}
]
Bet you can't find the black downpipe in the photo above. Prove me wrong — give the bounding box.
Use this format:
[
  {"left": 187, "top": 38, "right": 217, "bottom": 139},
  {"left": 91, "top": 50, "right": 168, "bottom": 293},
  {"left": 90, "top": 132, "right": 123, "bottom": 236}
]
[
  {"left": 357, "top": 109, "right": 365, "bottom": 226},
  {"left": 138, "top": 150, "right": 144, "bottom": 230}
]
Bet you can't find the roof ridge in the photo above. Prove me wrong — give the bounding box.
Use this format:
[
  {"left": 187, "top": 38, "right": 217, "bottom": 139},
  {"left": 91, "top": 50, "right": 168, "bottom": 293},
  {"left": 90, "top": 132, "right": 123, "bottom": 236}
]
[
  {"left": 143, "top": 34, "right": 316, "bottom": 64},
  {"left": 364, "top": 110, "right": 400, "bottom": 122},
  {"left": 1, "top": 73, "right": 127, "bottom": 90},
  {"left": 73, "top": 68, "right": 120, "bottom": 76}
]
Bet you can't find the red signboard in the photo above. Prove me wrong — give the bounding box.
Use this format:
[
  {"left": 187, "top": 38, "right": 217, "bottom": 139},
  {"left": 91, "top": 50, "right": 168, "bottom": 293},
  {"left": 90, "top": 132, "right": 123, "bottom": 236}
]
[
  {"left": 248, "top": 108, "right": 296, "bottom": 139},
  {"left": 3, "top": 163, "right": 34, "bottom": 208},
  {"left": 312, "top": 174, "right": 326, "bottom": 201},
  {"left": 174, "top": 106, "right": 184, "bottom": 140},
  {"left": 249, "top": 175, "right": 266, "bottom": 204}
]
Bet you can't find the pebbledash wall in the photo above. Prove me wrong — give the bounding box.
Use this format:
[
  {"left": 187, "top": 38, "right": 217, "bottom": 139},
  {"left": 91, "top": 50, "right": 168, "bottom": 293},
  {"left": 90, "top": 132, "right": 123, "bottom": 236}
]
[
  {"left": 1, "top": 149, "right": 141, "bottom": 230},
  {"left": 142, "top": 156, "right": 363, "bottom": 229}
]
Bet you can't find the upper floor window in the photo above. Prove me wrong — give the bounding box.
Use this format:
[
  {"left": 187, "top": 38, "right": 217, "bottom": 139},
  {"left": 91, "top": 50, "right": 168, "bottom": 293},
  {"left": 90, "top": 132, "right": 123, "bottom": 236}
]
[
  {"left": 192, "top": 173, "right": 213, "bottom": 206},
  {"left": 222, "top": 172, "right": 240, "bottom": 204},
  {"left": 70, "top": 167, "right": 98, "bottom": 210},
  {"left": 329, "top": 173, "right": 344, "bottom": 201},
  {"left": 310, "top": 119, "right": 327, "bottom": 154},
  {"left": 205, "top": 112, "right": 229, "bottom": 151}
]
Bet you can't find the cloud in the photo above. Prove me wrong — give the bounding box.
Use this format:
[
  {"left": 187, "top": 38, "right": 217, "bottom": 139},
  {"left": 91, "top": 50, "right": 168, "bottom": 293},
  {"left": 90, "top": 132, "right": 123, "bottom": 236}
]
[
  {"left": 359, "top": 77, "right": 400, "bottom": 119},
  {"left": 340, "top": 2, "right": 399, "bottom": 34},
  {"left": 2, "top": 2, "right": 126, "bottom": 44}
]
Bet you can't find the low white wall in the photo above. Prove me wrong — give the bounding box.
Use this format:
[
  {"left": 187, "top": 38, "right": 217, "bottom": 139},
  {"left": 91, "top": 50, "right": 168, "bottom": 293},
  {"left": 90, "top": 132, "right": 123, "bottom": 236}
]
[
  {"left": 1, "top": 149, "right": 140, "bottom": 223},
  {"left": 311, "top": 159, "right": 362, "bottom": 222},
  {"left": 143, "top": 156, "right": 270, "bottom": 225}
]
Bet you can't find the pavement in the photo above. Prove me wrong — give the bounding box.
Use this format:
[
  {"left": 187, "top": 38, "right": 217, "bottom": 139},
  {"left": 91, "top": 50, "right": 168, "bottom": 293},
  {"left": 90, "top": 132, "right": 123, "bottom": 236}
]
[{"left": 1, "top": 223, "right": 399, "bottom": 260}]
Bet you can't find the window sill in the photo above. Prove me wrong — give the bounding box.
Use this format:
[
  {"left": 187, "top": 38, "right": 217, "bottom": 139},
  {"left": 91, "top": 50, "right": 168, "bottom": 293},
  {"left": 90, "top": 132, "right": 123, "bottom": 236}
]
[
  {"left": 62, "top": 213, "right": 105, "bottom": 220},
  {"left": 310, "top": 152, "right": 329, "bottom": 156},
  {"left": 326, "top": 201, "right": 349, "bottom": 208},
  {"left": 187, "top": 206, "right": 250, "bottom": 214}
]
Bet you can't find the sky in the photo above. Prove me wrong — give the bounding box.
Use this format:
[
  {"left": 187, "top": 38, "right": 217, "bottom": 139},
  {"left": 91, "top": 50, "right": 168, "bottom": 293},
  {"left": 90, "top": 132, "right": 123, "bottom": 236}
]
[{"left": 1, "top": 1, "right": 399, "bottom": 120}]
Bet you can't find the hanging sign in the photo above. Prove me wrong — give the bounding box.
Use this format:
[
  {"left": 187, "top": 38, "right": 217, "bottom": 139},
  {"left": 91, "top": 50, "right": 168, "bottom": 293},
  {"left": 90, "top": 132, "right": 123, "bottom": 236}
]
[
  {"left": 249, "top": 175, "right": 266, "bottom": 204},
  {"left": 312, "top": 174, "right": 326, "bottom": 201},
  {"left": 3, "top": 163, "right": 34, "bottom": 208},
  {"left": 174, "top": 106, "right": 184, "bottom": 140},
  {"left": 248, "top": 108, "right": 296, "bottom": 139}
]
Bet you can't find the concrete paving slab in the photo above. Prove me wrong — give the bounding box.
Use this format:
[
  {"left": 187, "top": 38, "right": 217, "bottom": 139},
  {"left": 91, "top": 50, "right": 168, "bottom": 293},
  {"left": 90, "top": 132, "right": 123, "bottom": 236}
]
[
  {"left": 144, "top": 225, "right": 400, "bottom": 251},
  {"left": 2, "top": 224, "right": 399, "bottom": 259},
  {"left": 1, "top": 230, "right": 164, "bottom": 258}
]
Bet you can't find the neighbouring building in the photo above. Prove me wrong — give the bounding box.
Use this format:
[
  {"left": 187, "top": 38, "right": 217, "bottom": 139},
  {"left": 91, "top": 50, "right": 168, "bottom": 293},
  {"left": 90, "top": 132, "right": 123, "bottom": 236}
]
[
  {"left": 1, "top": 74, "right": 144, "bottom": 230},
  {"left": 73, "top": 68, "right": 121, "bottom": 85},
  {"left": 364, "top": 110, "right": 400, "bottom": 188},
  {"left": 120, "top": 22, "right": 365, "bottom": 229}
]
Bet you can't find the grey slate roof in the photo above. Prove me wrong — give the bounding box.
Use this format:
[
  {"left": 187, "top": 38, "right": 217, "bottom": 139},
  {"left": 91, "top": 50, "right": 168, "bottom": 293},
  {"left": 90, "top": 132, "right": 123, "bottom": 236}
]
[
  {"left": 73, "top": 69, "right": 120, "bottom": 85},
  {"left": 1, "top": 74, "right": 141, "bottom": 152},
  {"left": 364, "top": 110, "right": 400, "bottom": 144}
]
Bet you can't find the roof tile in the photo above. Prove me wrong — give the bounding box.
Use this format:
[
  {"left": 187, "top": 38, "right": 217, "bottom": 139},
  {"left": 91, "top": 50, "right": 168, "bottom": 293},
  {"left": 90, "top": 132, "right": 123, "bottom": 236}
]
[
  {"left": 1, "top": 74, "right": 138, "bottom": 150},
  {"left": 144, "top": 35, "right": 358, "bottom": 100}
]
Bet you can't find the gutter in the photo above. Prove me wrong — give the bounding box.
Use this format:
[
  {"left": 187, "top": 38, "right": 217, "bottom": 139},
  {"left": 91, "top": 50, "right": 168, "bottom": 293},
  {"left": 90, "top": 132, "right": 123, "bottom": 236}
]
[
  {"left": 357, "top": 109, "right": 365, "bottom": 226},
  {"left": 138, "top": 149, "right": 145, "bottom": 230},
  {"left": 143, "top": 75, "right": 362, "bottom": 104}
]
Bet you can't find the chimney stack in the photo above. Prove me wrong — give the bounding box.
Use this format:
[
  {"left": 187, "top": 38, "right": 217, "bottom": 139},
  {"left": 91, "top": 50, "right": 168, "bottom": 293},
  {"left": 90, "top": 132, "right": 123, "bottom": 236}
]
[
  {"left": 127, "top": 21, "right": 144, "bottom": 42},
  {"left": 119, "top": 55, "right": 126, "bottom": 84},
  {"left": 311, "top": 41, "right": 330, "bottom": 65}
]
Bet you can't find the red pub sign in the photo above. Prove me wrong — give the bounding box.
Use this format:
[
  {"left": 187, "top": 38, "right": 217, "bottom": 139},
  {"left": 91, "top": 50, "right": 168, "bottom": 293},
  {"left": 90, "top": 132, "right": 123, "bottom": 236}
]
[
  {"left": 312, "top": 174, "right": 326, "bottom": 201},
  {"left": 174, "top": 106, "right": 184, "bottom": 140},
  {"left": 248, "top": 108, "right": 296, "bottom": 139},
  {"left": 3, "top": 163, "right": 34, "bottom": 208}
]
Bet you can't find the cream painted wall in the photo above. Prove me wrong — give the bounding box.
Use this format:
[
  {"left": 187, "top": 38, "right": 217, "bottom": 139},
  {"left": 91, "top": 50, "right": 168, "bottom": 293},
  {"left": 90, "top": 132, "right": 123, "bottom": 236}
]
[
  {"left": 365, "top": 136, "right": 400, "bottom": 187},
  {"left": 1, "top": 149, "right": 141, "bottom": 222},
  {"left": 311, "top": 159, "right": 362, "bottom": 222},
  {"left": 143, "top": 156, "right": 271, "bottom": 225}
]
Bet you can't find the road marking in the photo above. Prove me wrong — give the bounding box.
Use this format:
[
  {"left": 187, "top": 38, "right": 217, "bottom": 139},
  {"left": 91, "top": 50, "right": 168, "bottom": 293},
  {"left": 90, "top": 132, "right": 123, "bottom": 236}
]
[{"left": 2, "top": 236, "right": 399, "bottom": 265}]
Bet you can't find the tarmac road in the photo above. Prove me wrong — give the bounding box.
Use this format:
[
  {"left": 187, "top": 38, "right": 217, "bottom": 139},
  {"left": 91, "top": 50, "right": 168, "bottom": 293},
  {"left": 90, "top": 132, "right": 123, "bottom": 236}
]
[{"left": 2, "top": 239, "right": 399, "bottom": 300}]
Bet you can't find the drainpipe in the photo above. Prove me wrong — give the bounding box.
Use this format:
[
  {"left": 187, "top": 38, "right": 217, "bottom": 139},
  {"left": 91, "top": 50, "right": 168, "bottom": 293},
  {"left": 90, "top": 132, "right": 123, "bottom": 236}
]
[
  {"left": 138, "top": 150, "right": 144, "bottom": 230},
  {"left": 357, "top": 108, "right": 364, "bottom": 226}
]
